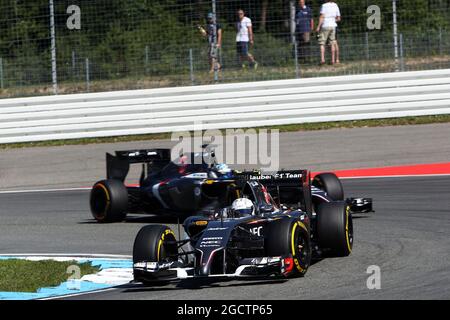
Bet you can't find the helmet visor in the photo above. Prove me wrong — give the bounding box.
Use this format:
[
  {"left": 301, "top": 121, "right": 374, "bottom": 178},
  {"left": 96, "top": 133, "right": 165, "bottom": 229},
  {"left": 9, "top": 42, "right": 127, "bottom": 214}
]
[{"left": 235, "top": 208, "right": 253, "bottom": 216}]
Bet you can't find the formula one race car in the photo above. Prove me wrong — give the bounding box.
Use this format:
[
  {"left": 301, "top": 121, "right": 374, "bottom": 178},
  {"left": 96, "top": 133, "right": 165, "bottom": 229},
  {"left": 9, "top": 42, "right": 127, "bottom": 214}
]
[
  {"left": 89, "top": 147, "right": 236, "bottom": 222},
  {"left": 132, "top": 170, "right": 373, "bottom": 283},
  {"left": 90, "top": 147, "right": 373, "bottom": 223},
  {"left": 90, "top": 145, "right": 371, "bottom": 222}
]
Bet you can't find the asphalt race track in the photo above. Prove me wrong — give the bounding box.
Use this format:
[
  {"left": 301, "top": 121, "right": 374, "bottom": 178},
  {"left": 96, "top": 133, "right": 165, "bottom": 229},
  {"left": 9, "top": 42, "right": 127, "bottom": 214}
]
[
  {"left": 1, "top": 124, "right": 449, "bottom": 299},
  {"left": 1, "top": 176, "right": 449, "bottom": 299},
  {"left": 2, "top": 123, "right": 450, "bottom": 191}
]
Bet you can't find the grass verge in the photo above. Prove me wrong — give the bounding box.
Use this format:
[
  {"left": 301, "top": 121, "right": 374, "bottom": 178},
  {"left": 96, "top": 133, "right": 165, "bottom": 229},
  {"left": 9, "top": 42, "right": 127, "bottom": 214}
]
[
  {"left": 0, "top": 259, "right": 100, "bottom": 293},
  {"left": 1, "top": 115, "right": 450, "bottom": 150}
]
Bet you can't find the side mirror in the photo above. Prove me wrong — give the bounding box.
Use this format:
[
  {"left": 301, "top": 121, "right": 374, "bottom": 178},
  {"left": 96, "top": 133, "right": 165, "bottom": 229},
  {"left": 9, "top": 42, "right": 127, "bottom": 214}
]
[{"left": 258, "top": 204, "right": 274, "bottom": 216}]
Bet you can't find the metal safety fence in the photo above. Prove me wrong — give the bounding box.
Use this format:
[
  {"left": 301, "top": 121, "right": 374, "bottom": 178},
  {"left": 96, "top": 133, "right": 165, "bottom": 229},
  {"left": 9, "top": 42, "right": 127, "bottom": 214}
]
[
  {"left": 0, "top": 1, "right": 449, "bottom": 98},
  {"left": 1, "top": 69, "right": 450, "bottom": 144}
]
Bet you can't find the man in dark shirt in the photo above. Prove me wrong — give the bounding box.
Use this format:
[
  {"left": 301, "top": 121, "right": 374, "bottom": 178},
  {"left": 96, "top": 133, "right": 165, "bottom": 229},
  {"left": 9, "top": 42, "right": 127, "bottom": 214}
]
[
  {"left": 198, "top": 13, "right": 223, "bottom": 73},
  {"left": 295, "top": 0, "right": 314, "bottom": 63}
]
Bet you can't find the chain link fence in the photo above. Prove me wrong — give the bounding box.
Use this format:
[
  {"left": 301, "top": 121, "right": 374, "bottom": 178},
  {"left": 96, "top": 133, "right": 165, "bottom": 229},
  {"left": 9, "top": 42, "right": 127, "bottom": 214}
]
[{"left": 0, "top": 0, "right": 449, "bottom": 98}]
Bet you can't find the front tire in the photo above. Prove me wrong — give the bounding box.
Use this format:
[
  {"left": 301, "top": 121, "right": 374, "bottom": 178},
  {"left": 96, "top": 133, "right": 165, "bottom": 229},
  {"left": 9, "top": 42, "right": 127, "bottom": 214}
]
[
  {"left": 317, "top": 202, "right": 353, "bottom": 257},
  {"left": 313, "top": 173, "right": 344, "bottom": 201},
  {"left": 90, "top": 179, "right": 128, "bottom": 223},
  {"left": 266, "top": 218, "right": 311, "bottom": 276},
  {"left": 133, "top": 225, "right": 178, "bottom": 283}
]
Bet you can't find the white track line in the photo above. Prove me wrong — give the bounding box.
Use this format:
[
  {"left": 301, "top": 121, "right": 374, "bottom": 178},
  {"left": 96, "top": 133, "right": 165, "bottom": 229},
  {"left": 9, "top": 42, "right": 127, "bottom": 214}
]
[
  {"left": 38, "top": 287, "right": 119, "bottom": 300},
  {"left": 0, "top": 187, "right": 90, "bottom": 194}
]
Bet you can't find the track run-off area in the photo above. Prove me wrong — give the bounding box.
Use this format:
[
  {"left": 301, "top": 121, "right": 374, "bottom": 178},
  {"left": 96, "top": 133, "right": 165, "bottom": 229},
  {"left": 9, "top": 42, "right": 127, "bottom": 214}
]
[{"left": 0, "top": 124, "right": 449, "bottom": 299}]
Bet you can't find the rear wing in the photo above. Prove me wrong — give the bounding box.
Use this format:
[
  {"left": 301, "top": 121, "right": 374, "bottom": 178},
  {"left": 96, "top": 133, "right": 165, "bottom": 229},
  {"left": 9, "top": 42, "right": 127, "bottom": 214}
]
[
  {"left": 106, "top": 149, "right": 171, "bottom": 181},
  {"left": 235, "top": 170, "right": 313, "bottom": 216}
]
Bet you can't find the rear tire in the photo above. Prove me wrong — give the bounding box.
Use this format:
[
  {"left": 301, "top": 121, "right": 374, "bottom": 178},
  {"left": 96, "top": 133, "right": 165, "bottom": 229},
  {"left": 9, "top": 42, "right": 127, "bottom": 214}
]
[
  {"left": 317, "top": 202, "right": 353, "bottom": 257},
  {"left": 266, "top": 218, "right": 311, "bottom": 276},
  {"left": 313, "top": 173, "right": 344, "bottom": 201},
  {"left": 90, "top": 179, "right": 128, "bottom": 223},
  {"left": 133, "top": 225, "right": 178, "bottom": 284}
]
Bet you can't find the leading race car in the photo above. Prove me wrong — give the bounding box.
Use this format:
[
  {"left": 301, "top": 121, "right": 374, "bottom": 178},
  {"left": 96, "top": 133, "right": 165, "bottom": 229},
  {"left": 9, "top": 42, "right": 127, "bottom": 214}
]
[
  {"left": 132, "top": 170, "right": 373, "bottom": 283},
  {"left": 89, "top": 147, "right": 372, "bottom": 223}
]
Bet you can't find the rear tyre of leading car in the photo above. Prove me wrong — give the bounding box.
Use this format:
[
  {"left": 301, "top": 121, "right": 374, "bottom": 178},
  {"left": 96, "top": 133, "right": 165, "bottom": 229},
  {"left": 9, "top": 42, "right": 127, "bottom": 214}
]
[
  {"left": 316, "top": 201, "right": 353, "bottom": 257},
  {"left": 90, "top": 179, "right": 128, "bottom": 223}
]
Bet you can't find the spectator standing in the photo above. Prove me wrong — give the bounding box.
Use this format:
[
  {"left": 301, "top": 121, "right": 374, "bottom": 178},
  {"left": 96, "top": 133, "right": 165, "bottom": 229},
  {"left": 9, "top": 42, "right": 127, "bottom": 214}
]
[
  {"left": 198, "top": 13, "right": 223, "bottom": 73},
  {"left": 316, "top": 0, "right": 341, "bottom": 65},
  {"left": 236, "top": 9, "right": 258, "bottom": 70},
  {"left": 295, "top": 0, "right": 314, "bottom": 63},
  {"left": 335, "top": 26, "right": 340, "bottom": 64}
]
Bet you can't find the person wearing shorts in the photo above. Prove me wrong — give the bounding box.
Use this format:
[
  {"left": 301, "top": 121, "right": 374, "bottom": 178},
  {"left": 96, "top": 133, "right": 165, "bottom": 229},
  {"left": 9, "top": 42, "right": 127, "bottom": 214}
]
[
  {"left": 334, "top": 26, "right": 340, "bottom": 64},
  {"left": 236, "top": 41, "right": 249, "bottom": 57},
  {"left": 236, "top": 9, "right": 258, "bottom": 70},
  {"left": 316, "top": 0, "right": 341, "bottom": 65}
]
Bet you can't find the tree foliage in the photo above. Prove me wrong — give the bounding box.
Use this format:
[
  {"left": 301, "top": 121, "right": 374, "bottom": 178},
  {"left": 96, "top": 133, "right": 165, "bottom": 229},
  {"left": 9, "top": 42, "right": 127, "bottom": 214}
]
[{"left": 0, "top": 0, "right": 448, "bottom": 85}]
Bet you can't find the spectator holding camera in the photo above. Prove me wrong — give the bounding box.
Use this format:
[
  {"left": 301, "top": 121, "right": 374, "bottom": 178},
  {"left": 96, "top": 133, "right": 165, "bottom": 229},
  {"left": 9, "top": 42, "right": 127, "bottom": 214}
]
[{"left": 198, "top": 13, "right": 222, "bottom": 73}]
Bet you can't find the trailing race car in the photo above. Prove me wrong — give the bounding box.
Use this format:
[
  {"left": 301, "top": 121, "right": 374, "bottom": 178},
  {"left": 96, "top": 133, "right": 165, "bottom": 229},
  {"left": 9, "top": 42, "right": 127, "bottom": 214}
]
[
  {"left": 90, "top": 147, "right": 372, "bottom": 223},
  {"left": 90, "top": 148, "right": 236, "bottom": 222},
  {"left": 132, "top": 170, "right": 373, "bottom": 283}
]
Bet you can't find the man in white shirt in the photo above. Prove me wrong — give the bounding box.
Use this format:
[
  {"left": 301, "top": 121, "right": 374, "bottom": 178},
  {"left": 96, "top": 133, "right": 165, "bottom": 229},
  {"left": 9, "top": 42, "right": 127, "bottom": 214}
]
[
  {"left": 236, "top": 9, "right": 258, "bottom": 70},
  {"left": 315, "top": 0, "right": 341, "bottom": 65}
]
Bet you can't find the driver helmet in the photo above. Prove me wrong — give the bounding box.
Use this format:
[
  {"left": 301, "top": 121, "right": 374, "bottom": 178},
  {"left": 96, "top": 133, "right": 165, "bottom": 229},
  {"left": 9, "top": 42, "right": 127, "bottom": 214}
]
[
  {"left": 214, "top": 163, "right": 232, "bottom": 177},
  {"left": 231, "top": 198, "right": 255, "bottom": 217}
]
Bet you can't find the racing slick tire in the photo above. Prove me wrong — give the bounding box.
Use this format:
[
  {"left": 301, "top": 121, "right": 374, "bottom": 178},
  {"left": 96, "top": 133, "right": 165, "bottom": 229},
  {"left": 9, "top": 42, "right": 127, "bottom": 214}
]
[
  {"left": 266, "top": 218, "right": 311, "bottom": 277},
  {"left": 133, "top": 225, "right": 178, "bottom": 284},
  {"left": 317, "top": 201, "right": 353, "bottom": 257},
  {"left": 313, "top": 173, "right": 344, "bottom": 201},
  {"left": 90, "top": 179, "right": 128, "bottom": 223}
]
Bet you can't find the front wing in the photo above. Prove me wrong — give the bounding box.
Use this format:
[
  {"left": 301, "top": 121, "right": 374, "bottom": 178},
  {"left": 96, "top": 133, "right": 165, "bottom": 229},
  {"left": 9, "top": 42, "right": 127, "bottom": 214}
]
[{"left": 133, "top": 256, "right": 294, "bottom": 282}]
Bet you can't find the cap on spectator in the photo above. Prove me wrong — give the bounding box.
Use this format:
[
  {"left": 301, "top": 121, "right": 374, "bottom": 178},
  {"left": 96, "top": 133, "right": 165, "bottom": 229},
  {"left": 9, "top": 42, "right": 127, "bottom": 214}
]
[{"left": 207, "top": 13, "right": 214, "bottom": 19}]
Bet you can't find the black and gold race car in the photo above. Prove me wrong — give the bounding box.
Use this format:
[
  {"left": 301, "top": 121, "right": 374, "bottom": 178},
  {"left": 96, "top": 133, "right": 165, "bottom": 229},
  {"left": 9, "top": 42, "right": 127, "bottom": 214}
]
[
  {"left": 89, "top": 148, "right": 237, "bottom": 222},
  {"left": 132, "top": 170, "right": 373, "bottom": 283}
]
